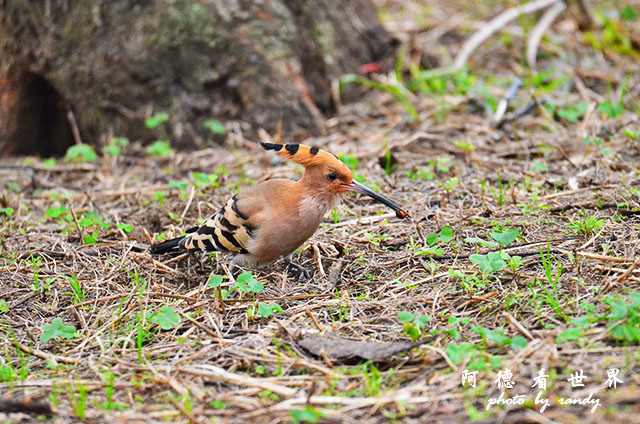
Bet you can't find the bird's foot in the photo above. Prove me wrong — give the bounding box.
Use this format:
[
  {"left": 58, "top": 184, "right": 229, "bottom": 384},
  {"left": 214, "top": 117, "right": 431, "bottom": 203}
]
[{"left": 285, "top": 257, "right": 312, "bottom": 281}]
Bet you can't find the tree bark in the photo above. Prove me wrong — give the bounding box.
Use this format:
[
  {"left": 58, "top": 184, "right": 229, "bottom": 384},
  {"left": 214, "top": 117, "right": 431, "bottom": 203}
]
[{"left": 0, "top": 0, "right": 395, "bottom": 155}]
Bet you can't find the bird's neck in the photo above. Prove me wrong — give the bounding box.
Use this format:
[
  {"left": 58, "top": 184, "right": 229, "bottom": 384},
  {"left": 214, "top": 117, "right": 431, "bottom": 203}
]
[{"left": 296, "top": 172, "right": 341, "bottom": 220}]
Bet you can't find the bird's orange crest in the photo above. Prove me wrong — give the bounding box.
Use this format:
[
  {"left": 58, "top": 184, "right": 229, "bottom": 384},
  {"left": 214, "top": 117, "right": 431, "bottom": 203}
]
[{"left": 260, "top": 142, "right": 343, "bottom": 169}]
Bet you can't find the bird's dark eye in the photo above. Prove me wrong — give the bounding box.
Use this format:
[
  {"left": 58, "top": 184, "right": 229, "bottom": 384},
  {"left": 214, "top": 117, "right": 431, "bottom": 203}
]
[{"left": 327, "top": 172, "right": 337, "bottom": 181}]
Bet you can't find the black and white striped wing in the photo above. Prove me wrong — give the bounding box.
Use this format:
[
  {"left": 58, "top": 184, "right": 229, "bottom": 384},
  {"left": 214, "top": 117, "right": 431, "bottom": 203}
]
[{"left": 182, "top": 195, "right": 254, "bottom": 254}]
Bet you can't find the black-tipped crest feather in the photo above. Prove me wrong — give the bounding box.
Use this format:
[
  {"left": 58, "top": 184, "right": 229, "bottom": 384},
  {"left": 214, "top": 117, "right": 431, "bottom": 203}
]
[{"left": 260, "top": 142, "right": 346, "bottom": 169}]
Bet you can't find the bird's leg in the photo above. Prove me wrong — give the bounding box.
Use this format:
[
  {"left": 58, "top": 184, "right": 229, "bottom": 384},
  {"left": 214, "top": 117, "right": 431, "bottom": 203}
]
[
  {"left": 222, "top": 262, "right": 237, "bottom": 284},
  {"left": 284, "top": 254, "right": 312, "bottom": 281}
]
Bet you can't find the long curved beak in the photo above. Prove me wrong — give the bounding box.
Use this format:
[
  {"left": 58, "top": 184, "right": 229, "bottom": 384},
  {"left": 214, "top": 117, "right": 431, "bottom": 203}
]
[{"left": 342, "top": 180, "right": 409, "bottom": 219}]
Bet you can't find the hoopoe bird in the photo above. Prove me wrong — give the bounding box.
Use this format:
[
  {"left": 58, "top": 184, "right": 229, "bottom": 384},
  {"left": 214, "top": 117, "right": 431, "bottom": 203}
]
[{"left": 150, "top": 142, "right": 408, "bottom": 276}]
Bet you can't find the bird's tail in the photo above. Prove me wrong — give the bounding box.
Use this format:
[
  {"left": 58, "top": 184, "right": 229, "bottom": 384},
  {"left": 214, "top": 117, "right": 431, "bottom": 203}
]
[{"left": 150, "top": 236, "right": 186, "bottom": 254}]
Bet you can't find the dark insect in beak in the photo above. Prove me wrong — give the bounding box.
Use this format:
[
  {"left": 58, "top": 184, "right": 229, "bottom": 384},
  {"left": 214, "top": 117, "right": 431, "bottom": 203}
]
[{"left": 343, "top": 181, "right": 409, "bottom": 219}]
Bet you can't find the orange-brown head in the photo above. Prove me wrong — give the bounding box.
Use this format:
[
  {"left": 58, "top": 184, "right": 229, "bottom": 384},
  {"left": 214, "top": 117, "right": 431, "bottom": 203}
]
[{"left": 260, "top": 142, "right": 409, "bottom": 219}]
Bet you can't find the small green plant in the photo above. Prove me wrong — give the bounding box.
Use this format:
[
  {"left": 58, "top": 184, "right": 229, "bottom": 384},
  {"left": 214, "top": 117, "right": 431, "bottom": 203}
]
[
  {"left": 531, "top": 162, "right": 548, "bottom": 173},
  {"left": 192, "top": 172, "right": 220, "bottom": 190},
  {"left": 452, "top": 140, "right": 475, "bottom": 151},
  {"left": 405, "top": 167, "right": 434, "bottom": 181},
  {"left": 26, "top": 253, "right": 42, "bottom": 293},
  {"left": 257, "top": 302, "right": 283, "bottom": 318},
  {"left": 151, "top": 306, "right": 181, "bottom": 330},
  {"left": 426, "top": 225, "right": 454, "bottom": 246},
  {"left": 557, "top": 101, "right": 587, "bottom": 123},
  {"left": 556, "top": 327, "right": 582, "bottom": 343},
  {"left": 508, "top": 255, "right": 523, "bottom": 272},
  {"left": 624, "top": 128, "right": 640, "bottom": 141},
  {"left": 362, "top": 362, "right": 382, "bottom": 396},
  {"left": 99, "top": 371, "right": 128, "bottom": 411},
  {"left": 41, "top": 157, "right": 57, "bottom": 167},
  {"left": 145, "top": 112, "right": 169, "bottom": 129},
  {"left": 489, "top": 228, "right": 519, "bottom": 246},
  {"left": 41, "top": 318, "right": 80, "bottom": 344},
  {"left": 338, "top": 154, "right": 358, "bottom": 171},
  {"left": 598, "top": 101, "right": 624, "bottom": 118},
  {"left": 69, "top": 383, "right": 88, "bottom": 419},
  {"left": 329, "top": 208, "right": 343, "bottom": 224},
  {"left": 488, "top": 174, "right": 515, "bottom": 206},
  {"left": 77, "top": 211, "right": 110, "bottom": 244},
  {"left": 415, "top": 225, "right": 454, "bottom": 256},
  {"left": 0, "top": 207, "right": 14, "bottom": 216},
  {"left": 470, "top": 251, "right": 507, "bottom": 273},
  {"left": 568, "top": 215, "right": 604, "bottom": 236},
  {"left": 364, "top": 232, "right": 390, "bottom": 247},
  {"left": 64, "top": 144, "right": 97, "bottom": 163},
  {"left": 439, "top": 177, "right": 459, "bottom": 193},
  {"left": 291, "top": 406, "right": 323, "bottom": 424},
  {"left": 603, "top": 293, "right": 640, "bottom": 343},
  {"left": 0, "top": 339, "right": 30, "bottom": 384},
  {"left": 169, "top": 180, "right": 188, "bottom": 191},
  {"left": 117, "top": 223, "right": 133, "bottom": 233},
  {"left": 398, "top": 311, "right": 431, "bottom": 341},
  {"left": 556, "top": 292, "right": 640, "bottom": 344},
  {"left": 66, "top": 274, "right": 85, "bottom": 303},
  {"left": 152, "top": 191, "right": 168, "bottom": 205},
  {"left": 621, "top": 5, "right": 639, "bottom": 20},
  {"left": 146, "top": 140, "right": 173, "bottom": 157},
  {"left": 203, "top": 119, "right": 226, "bottom": 135},
  {"left": 472, "top": 325, "right": 528, "bottom": 350},
  {"left": 231, "top": 272, "right": 264, "bottom": 294},
  {"left": 207, "top": 275, "right": 224, "bottom": 288},
  {"left": 534, "top": 245, "right": 567, "bottom": 321},
  {"left": 431, "top": 157, "right": 451, "bottom": 173},
  {"left": 45, "top": 206, "right": 69, "bottom": 219},
  {"left": 382, "top": 148, "right": 396, "bottom": 175},
  {"left": 446, "top": 342, "right": 476, "bottom": 365},
  {"left": 465, "top": 237, "right": 498, "bottom": 249},
  {"left": 468, "top": 228, "right": 520, "bottom": 274},
  {"left": 431, "top": 316, "right": 470, "bottom": 340},
  {"left": 103, "top": 137, "right": 129, "bottom": 157}
]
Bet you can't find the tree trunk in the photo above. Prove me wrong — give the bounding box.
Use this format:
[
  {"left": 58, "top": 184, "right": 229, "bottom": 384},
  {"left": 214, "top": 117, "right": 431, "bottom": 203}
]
[{"left": 0, "top": 0, "right": 395, "bottom": 155}]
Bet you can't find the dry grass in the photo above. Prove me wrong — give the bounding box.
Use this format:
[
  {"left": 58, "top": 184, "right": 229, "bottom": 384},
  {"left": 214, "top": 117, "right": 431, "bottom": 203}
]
[{"left": 2, "top": 1, "right": 640, "bottom": 423}]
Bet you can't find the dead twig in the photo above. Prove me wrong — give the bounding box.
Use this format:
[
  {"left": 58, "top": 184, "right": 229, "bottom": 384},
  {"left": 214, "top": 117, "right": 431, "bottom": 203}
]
[
  {"left": 602, "top": 257, "right": 640, "bottom": 294},
  {"left": 527, "top": 1, "right": 566, "bottom": 69},
  {"left": 66, "top": 110, "right": 83, "bottom": 145},
  {"left": 453, "top": 0, "right": 561, "bottom": 70},
  {"left": 503, "top": 312, "right": 535, "bottom": 341}
]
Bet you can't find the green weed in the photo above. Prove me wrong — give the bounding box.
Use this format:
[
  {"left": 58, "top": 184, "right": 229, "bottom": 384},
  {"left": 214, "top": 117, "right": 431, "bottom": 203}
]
[
  {"left": 64, "top": 144, "right": 97, "bottom": 163},
  {"left": 568, "top": 215, "right": 604, "bottom": 236},
  {"left": 145, "top": 112, "right": 169, "bottom": 129},
  {"left": 146, "top": 140, "right": 173, "bottom": 157},
  {"left": 203, "top": 119, "right": 226, "bottom": 135},
  {"left": 151, "top": 306, "right": 181, "bottom": 330},
  {"left": 103, "top": 137, "right": 129, "bottom": 157},
  {"left": 398, "top": 311, "right": 431, "bottom": 341},
  {"left": 41, "top": 318, "right": 80, "bottom": 344}
]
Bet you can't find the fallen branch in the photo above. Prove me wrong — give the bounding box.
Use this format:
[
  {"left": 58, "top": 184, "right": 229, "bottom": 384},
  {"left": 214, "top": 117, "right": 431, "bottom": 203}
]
[
  {"left": 602, "top": 257, "right": 640, "bottom": 293},
  {"left": 176, "top": 364, "right": 298, "bottom": 397},
  {"left": 0, "top": 393, "right": 52, "bottom": 416},
  {"left": 454, "top": 0, "right": 561, "bottom": 70},
  {"left": 527, "top": 1, "right": 566, "bottom": 69},
  {"left": 493, "top": 78, "right": 523, "bottom": 123}
]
